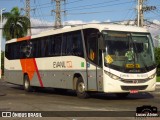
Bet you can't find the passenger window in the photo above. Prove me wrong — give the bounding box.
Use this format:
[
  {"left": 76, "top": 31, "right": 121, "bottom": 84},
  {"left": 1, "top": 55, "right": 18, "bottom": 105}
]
[
  {"left": 55, "top": 35, "right": 62, "bottom": 56},
  {"left": 87, "top": 34, "right": 98, "bottom": 64},
  {"left": 62, "top": 31, "right": 84, "bottom": 58}
]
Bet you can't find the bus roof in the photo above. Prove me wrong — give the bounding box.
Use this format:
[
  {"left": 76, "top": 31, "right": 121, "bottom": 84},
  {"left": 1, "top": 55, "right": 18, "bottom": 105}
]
[{"left": 6, "top": 23, "right": 149, "bottom": 43}]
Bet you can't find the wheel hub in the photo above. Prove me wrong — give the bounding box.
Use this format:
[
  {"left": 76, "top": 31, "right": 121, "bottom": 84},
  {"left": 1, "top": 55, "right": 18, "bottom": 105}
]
[
  {"left": 25, "top": 80, "right": 29, "bottom": 89},
  {"left": 78, "top": 82, "right": 85, "bottom": 93}
]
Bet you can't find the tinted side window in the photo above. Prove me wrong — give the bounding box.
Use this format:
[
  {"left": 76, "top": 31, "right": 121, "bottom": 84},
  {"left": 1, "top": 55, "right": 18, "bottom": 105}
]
[
  {"left": 87, "top": 35, "right": 98, "bottom": 64},
  {"left": 62, "top": 34, "right": 67, "bottom": 56},
  {"left": 47, "top": 35, "right": 62, "bottom": 56},
  {"left": 5, "top": 44, "right": 12, "bottom": 60},
  {"left": 72, "top": 31, "right": 84, "bottom": 57},
  {"left": 5, "top": 41, "right": 27, "bottom": 60},
  {"left": 83, "top": 29, "right": 99, "bottom": 64},
  {"left": 48, "top": 36, "right": 55, "bottom": 56},
  {"left": 62, "top": 31, "right": 84, "bottom": 57},
  {"left": 5, "top": 44, "right": 9, "bottom": 59},
  {"left": 66, "top": 33, "right": 72, "bottom": 55},
  {"left": 55, "top": 35, "right": 62, "bottom": 56},
  {"left": 32, "top": 40, "right": 39, "bottom": 58},
  {"left": 41, "top": 37, "right": 49, "bottom": 57},
  {"left": 19, "top": 41, "right": 28, "bottom": 58}
]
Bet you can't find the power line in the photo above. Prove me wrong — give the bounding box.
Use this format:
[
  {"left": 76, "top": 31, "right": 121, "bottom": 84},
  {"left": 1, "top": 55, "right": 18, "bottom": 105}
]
[
  {"left": 31, "top": 8, "right": 134, "bottom": 17},
  {"left": 123, "top": 0, "right": 136, "bottom": 21},
  {"left": 31, "top": 2, "right": 51, "bottom": 8},
  {"left": 30, "top": 0, "right": 85, "bottom": 8},
  {"left": 65, "top": 0, "right": 135, "bottom": 11},
  {"left": 65, "top": 8, "right": 134, "bottom": 15},
  {"left": 37, "top": 0, "right": 49, "bottom": 25},
  {"left": 66, "top": 0, "right": 128, "bottom": 10},
  {"left": 33, "top": 0, "right": 128, "bottom": 11},
  {"left": 31, "top": 0, "right": 50, "bottom": 29},
  {"left": 0, "top": 20, "right": 136, "bottom": 29},
  {"left": 151, "top": 11, "right": 160, "bottom": 17},
  {"left": 146, "top": 15, "right": 160, "bottom": 19},
  {"left": 145, "top": 20, "right": 160, "bottom": 28},
  {"left": 64, "top": 0, "right": 85, "bottom": 5}
]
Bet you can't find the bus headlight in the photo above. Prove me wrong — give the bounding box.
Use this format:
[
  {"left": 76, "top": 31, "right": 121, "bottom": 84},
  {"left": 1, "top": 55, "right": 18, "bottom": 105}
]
[
  {"left": 104, "top": 70, "right": 121, "bottom": 80},
  {"left": 148, "top": 73, "right": 156, "bottom": 80}
]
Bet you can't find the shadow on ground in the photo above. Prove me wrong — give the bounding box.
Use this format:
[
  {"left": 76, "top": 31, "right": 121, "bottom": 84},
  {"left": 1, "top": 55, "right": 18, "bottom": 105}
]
[{"left": 8, "top": 83, "right": 154, "bottom": 101}]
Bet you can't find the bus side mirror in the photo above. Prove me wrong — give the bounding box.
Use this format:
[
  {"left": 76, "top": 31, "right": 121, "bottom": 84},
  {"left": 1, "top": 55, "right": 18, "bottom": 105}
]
[{"left": 98, "top": 33, "right": 105, "bottom": 50}]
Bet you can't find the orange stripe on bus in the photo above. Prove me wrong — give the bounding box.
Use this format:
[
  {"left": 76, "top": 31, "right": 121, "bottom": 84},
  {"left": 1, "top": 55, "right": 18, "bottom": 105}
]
[
  {"left": 20, "top": 59, "right": 36, "bottom": 81},
  {"left": 17, "top": 36, "right": 43, "bottom": 87},
  {"left": 17, "top": 36, "right": 31, "bottom": 42},
  {"left": 33, "top": 59, "right": 44, "bottom": 87},
  {"left": 17, "top": 36, "right": 35, "bottom": 81}
]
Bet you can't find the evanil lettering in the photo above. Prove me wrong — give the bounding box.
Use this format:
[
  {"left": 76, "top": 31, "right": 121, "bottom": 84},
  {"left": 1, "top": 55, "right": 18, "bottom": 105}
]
[{"left": 53, "top": 61, "right": 66, "bottom": 68}]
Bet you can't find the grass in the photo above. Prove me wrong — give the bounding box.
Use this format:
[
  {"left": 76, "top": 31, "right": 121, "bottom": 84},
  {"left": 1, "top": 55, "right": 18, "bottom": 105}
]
[{"left": 157, "top": 76, "right": 160, "bottom": 82}]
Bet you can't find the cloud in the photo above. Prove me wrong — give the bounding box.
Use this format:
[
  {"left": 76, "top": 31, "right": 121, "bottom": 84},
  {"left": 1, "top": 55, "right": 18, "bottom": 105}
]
[
  {"left": 30, "top": 19, "right": 105, "bottom": 35},
  {"left": 145, "top": 19, "right": 160, "bottom": 47},
  {"left": 30, "top": 18, "right": 160, "bottom": 39},
  {"left": 153, "top": 19, "right": 160, "bottom": 25},
  {"left": 30, "top": 18, "right": 53, "bottom": 35},
  {"left": 104, "top": 20, "right": 111, "bottom": 23},
  {"left": 147, "top": 22, "right": 160, "bottom": 37},
  {"left": 63, "top": 19, "right": 111, "bottom": 25},
  {"left": 64, "top": 20, "right": 85, "bottom": 25},
  {"left": 89, "top": 20, "right": 100, "bottom": 23}
]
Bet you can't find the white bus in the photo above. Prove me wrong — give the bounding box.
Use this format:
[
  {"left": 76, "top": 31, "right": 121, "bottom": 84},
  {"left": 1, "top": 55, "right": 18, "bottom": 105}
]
[{"left": 5, "top": 24, "right": 157, "bottom": 98}]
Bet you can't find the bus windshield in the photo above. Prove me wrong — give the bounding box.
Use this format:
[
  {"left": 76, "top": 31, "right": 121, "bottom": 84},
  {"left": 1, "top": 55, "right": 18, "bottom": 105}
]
[{"left": 103, "top": 31, "right": 156, "bottom": 73}]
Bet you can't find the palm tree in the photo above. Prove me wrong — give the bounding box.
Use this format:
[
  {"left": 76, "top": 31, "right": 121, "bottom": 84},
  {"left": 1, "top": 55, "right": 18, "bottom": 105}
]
[{"left": 2, "top": 7, "right": 30, "bottom": 40}]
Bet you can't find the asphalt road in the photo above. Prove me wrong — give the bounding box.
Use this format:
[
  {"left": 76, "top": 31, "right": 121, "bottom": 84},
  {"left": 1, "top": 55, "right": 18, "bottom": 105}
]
[{"left": 0, "top": 79, "right": 160, "bottom": 120}]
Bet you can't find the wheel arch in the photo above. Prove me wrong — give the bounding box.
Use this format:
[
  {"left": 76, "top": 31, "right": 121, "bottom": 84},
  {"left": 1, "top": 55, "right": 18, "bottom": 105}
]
[
  {"left": 73, "top": 73, "right": 86, "bottom": 90},
  {"left": 23, "top": 73, "right": 29, "bottom": 80}
]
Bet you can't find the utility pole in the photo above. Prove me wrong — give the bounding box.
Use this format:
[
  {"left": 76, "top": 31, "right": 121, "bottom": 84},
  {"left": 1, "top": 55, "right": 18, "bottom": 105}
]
[
  {"left": 52, "top": 0, "right": 65, "bottom": 28},
  {"left": 137, "top": 0, "right": 156, "bottom": 27},
  {"left": 25, "top": 0, "right": 31, "bottom": 18},
  {"left": 137, "top": 0, "right": 144, "bottom": 27},
  {"left": 21, "top": 0, "right": 33, "bottom": 35},
  {"left": 0, "top": 8, "right": 6, "bottom": 79},
  {"left": 25, "top": 0, "right": 32, "bottom": 35}
]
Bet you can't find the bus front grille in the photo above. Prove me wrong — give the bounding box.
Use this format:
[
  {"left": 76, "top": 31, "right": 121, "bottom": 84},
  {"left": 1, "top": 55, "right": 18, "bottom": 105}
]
[
  {"left": 121, "top": 85, "right": 148, "bottom": 90},
  {"left": 121, "top": 79, "right": 149, "bottom": 84}
]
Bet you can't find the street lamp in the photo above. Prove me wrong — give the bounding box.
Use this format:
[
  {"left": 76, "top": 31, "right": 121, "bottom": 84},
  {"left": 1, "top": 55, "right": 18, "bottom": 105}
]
[{"left": 0, "top": 8, "right": 6, "bottom": 79}]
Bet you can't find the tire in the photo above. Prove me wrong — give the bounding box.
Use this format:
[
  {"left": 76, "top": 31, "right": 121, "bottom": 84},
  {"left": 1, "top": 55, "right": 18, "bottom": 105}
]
[
  {"left": 24, "top": 75, "right": 32, "bottom": 92},
  {"left": 76, "top": 77, "right": 89, "bottom": 99},
  {"left": 116, "top": 93, "right": 129, "bottom": 98}
]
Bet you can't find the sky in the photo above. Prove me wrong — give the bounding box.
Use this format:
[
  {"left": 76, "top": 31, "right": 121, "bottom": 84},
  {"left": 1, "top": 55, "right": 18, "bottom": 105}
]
[
  {"left": 0, "top": 0, "right": 159, "bottom": 23},
  {"left": 0, "top": 0, "right": 160, "bottom": 49}
]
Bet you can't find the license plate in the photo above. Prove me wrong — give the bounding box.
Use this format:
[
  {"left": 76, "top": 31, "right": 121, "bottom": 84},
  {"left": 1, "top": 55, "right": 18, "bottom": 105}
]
[{"left": 130, "top": 90, "right": 138, "bottom": 94}]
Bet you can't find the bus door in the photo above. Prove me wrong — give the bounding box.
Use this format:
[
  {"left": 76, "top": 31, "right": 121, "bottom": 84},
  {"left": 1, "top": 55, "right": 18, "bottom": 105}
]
[{"left": 86, "top": 34, "right": 98, "bottom": 91}]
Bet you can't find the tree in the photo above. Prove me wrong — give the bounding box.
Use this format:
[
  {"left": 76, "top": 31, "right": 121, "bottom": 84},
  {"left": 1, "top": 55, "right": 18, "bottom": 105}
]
[
  {"left": 2, "top": 7, "right": 30, "bottom": 40},
  {"left": 155, "top": 47, "right": 160, "bottom": 76}
]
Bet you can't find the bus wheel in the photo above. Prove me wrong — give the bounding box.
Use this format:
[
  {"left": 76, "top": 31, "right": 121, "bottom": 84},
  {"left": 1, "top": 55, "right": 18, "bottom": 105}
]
[
  {"left": 76, "top": 77, "right": 89, "bottom": 99},
  {"left": 116, "top": 93, "right": 129, "bottom": 98},
  {"left": 24, "top": 75, "right": 32, "bottom": 92}
]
